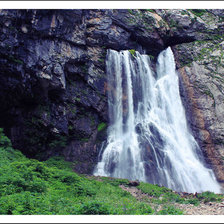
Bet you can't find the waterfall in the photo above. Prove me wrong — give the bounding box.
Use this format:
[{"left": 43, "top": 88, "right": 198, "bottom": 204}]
[{"left": 94, "top": 47, "right": 222, "bottom": 193}]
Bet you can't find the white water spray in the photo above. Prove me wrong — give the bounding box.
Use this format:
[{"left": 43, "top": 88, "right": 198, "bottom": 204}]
[{"left": 94, "top": 47, "right": 221, "bottom": 193}]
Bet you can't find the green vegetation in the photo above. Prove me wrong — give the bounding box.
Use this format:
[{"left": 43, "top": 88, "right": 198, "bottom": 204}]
[
  {"left": 137, "top": 182, "right": 201, "bottom": 206},
  {"left": 97, "top": 50, "right": 106, "bottom": 65},
  {"left": 44, "top": 156, "right": 74, "bottom": 171},
  {"left": 169, "top": 18, "right": 179, "bottom": 28},
  {"left": 128, "top": 9, "right": 135, "bottom": 15},
  {"left": 129, "top": 49, "right": 136, "bottom": 57},
  {"left": 99, "top": 176, "right": 130, "bottom": 187},
  {"left": 196, "top": 191, "right": 223, "bottom": 203},
  {"left": 137, "top": 182, "right": 172, "bottom": 197},
  {"left": 157, "top": 205, "right": 183, "bottom": 215},
  {"left": 192, "top": 81, "right": 215, "bottom": 102},
  {"left": 146, "top": 9, "right": 155, "bottom": 13},
  {"left": 181, "top": 10, "right": 190, "bottom": 16},
  {"left": 8, "top": 55, "right": 23, "bottom": 65},
  {"left": 67, "top": 102, "right": 77, "bottom": 115},
  {"left": 97, "top": 122, "right": 107, "bottom": 132},
  {"left": 177, "top": 34, "right": 224, "bottom": 68},
  {"left": 80, "top": 137, "right": 89, "bottom": 143},
  {"left": 24, "top": 118, "right": 47, "bottom": 149},
  {"left": 148, "top": 54, "right": 154, "bottom": 60},
  {"left": 189, "top": 9, "right": 207, "bottom": 17},
  {"left": 98, "top": 58, "right": 104, "bottom": 63},
  {"left": 0, "top": 128, "right": 223, "bottom": 215},
  {"left": 125, "top": 10, "right": 155, "bottom": 32},
  {"left": 24, "top": 115, "right": 68, "bottom": 155},
  {"left": 0, "top": 128, "right": 155, "bottom": 215},
  {"left": 0, "top": 128, "right": 12, "bottom": 148},
  {"left": 75, "top": 97, "right": 81, "bottom": 102}
]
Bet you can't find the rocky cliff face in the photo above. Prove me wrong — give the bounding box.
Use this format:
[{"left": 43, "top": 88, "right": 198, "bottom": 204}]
[{"left": 0, "top": 9, "right": 224, "bottom": 181}]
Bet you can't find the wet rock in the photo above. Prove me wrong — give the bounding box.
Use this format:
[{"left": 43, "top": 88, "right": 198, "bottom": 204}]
[{"left": 128, "top": 180, "right": 140, "bottom": 187}]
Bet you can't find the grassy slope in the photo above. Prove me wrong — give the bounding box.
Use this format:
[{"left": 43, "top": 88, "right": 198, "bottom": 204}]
[{"left": 0, "top": 128, "right": 223, "bottom": 215}]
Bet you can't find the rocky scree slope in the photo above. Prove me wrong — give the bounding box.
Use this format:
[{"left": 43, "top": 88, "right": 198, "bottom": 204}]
[{"left": 0, "top": 9, "right": 224, "bottom": 181}]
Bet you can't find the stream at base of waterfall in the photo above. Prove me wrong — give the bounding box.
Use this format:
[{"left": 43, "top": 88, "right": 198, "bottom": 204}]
[{"left": 94, "top": 47, "right": 222, "bottom": 193}]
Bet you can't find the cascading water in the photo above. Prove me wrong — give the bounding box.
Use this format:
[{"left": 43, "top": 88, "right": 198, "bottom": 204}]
[{"left": 94, "top": 47, "right": 222, "bottom": 193}]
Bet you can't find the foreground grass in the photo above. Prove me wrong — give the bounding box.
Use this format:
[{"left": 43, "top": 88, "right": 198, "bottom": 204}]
[
  {"left": 0, "top": 128, "right": 155, "bottom": 215},
  {"left": 0, "top": 128, "right": 223, "bottom": 215}
]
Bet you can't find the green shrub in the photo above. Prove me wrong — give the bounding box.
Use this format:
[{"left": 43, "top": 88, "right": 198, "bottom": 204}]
[
  {"left": 0, "top": 192, "right": 48, "bottom": 215},
  {"left": 137, "top": 182, "right": 172, "bottom": 197},
  {"left": 189, "top": 9, "right": 207, "bottom": 17},
  {"left": 148, "top": 54, "right": 154, "bottom": 60},
  {"left": 11, "top": 160, "right": 52, "bottom": 180},
  {"left": 51, "top": 169, "right": 97, "bottom": 197},
  {"left": 55, "top": 170, "right": 81, "bottom": 184},
  {"left": 128, "top": 9, "right": 135, "bottom": 15},
  {"left": 157, "top": 205, "right": 183, "bottom": 215},
  {"left": 100, "top": 176, "right": 130, "bottom": 186},
  {"left": 97, "top": 122, "right": 107, "bottom": 132},
  {"left": 0, "top": 146, "right": 25, "bottom": 167},
  {"left": 0, "top": 127, "right": 221, "bottom": 215},
  {"left": 79, "top": 200, "right": 111, "bottom": 215},
  {"left": 44, "top": 156, "right": 73, "bottom": 171},
  {"left": 197, "top": 191, "right": 223, "bottom": 202},
  {"left": 185, "top": 198, "right": 200, "bottom": 206},
  {"left": 132, "top": 202, "right": 154, "bottom": 215},
  {"left": 162, "top": 191, "right": 183, "bottom": 203},
  {"left": 0, "top": 128, "right": 12, "bottom": 148},
  {"left": 129, "top": 49, "right": 136, "bottom": 57},
  {"left": 137, "top": 182, "right": 201, "bottom": 206},
  {"left": 0, "top": 162, "right": 49, "bottom": 196},
  {"left": 146, "top": 9, "right": 155, "bottom": 13}
]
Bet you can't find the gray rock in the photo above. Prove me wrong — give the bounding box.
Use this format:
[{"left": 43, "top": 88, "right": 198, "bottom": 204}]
[{"left": 175, "top": 36, "right": 224, "bottom": 181}]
